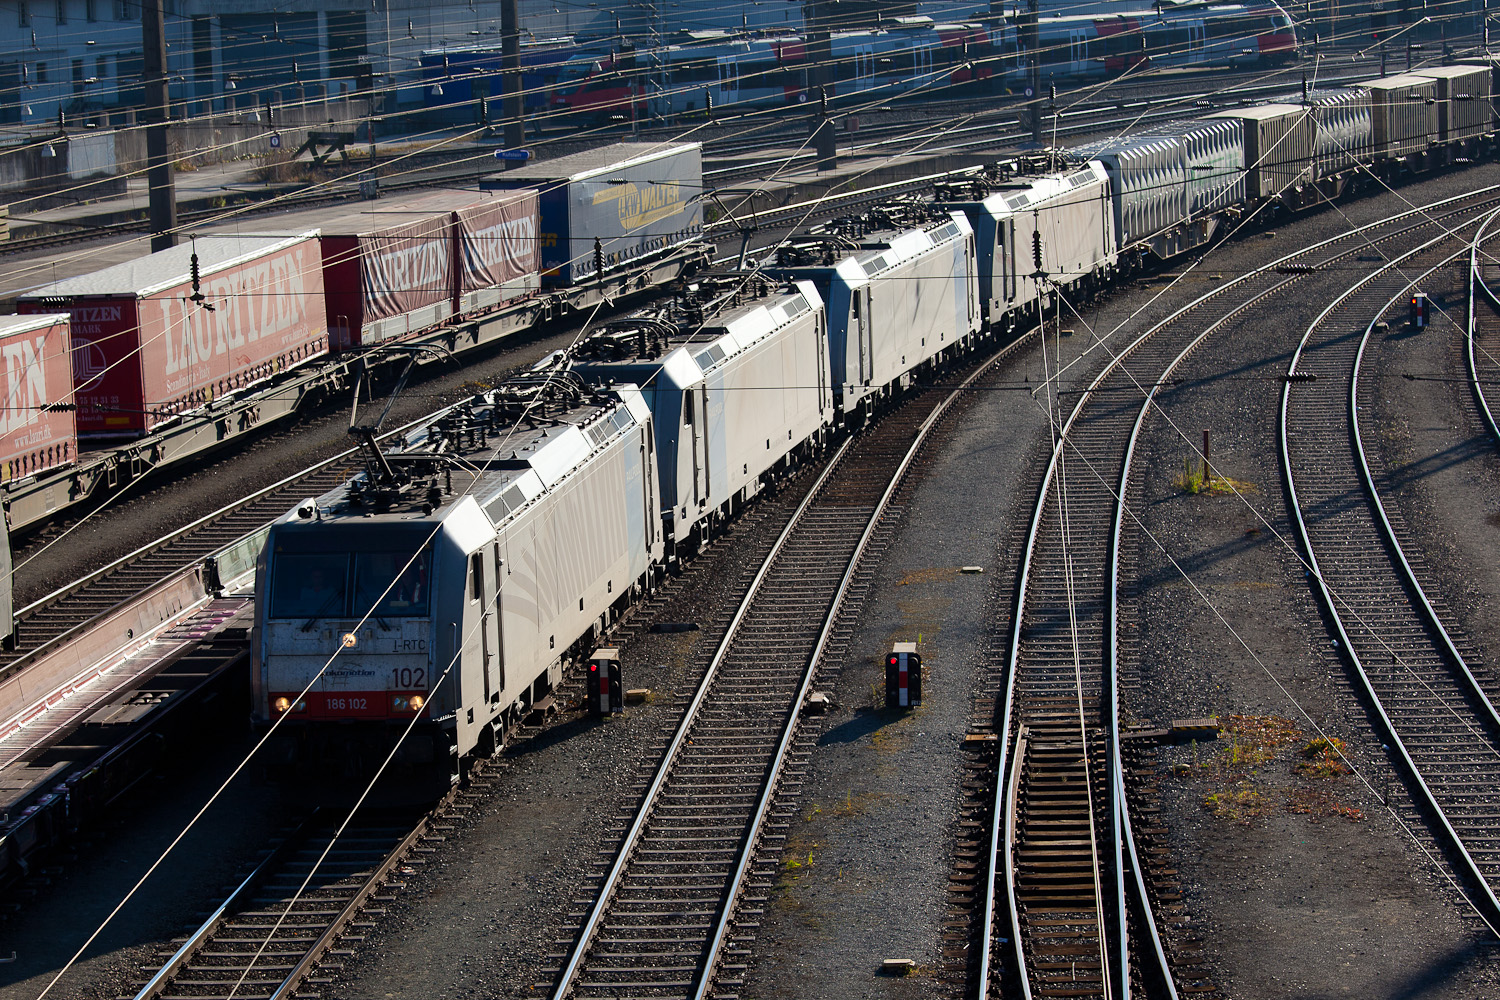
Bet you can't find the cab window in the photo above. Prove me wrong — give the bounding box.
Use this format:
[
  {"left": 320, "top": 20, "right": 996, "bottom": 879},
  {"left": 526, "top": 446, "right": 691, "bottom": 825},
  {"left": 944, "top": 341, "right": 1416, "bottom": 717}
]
[
  {"left": 354, "top": 549, "right": 432, "bottom": 616},
  {"left": 270, "top": 552, "right": 349, "bottom": 619}
]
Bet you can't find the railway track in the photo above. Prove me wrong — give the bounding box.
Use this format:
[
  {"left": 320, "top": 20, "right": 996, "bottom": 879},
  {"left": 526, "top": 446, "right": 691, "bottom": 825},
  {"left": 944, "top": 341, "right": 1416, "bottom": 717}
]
[
  {"left": 111, "top": 324, "right": 1013, "bottom": 1000},
  {"left": 1283, "top": 210, "right": 1500, "bottom": 926},
  {"left": 1467, "top": 208, "right": 1500, "bottom": 444},
  {"left": 129, "top": 810, "right": 432, "bottom": 1000},
  {"left": 541, "top": 341, "right": 1014, "bottom": 1000},
  {"left": 977, "top": 184, "right": 1500, "bottom": 1000},
  {"left": 0, "top": 455, "right": 355, "bottom": 684}
]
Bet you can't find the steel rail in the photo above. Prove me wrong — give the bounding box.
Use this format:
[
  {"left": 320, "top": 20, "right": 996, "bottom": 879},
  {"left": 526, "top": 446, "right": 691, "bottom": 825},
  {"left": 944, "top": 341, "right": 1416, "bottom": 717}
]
[
  {"left": 267, "top": 816, "right": 439, "bottom": 999},
  {"left": 132, "top": 808, "right": 436, "bottom": 1000},
  {"left": 1353, "top": 251, "right": 1500, "bottom": 736},
  {"left": 1467, "top": 206, "right": 1500, "bottom": 445},
  {"left": 1280, "top": 218, "right": 1500, "bottom": 928},
  {"left": 1104, "top": 273, "right": 1313, "bottom": 999},
  {"left": 691, "top": 337, "right": 1015, "bottom": 998},
  {"left": 131, "top": 814, "right": 321, "bottom": 1000},
  {"left": 978, "top": 181, "right": 1500, "bottom": 1000},
  {"left": 547, "top": 435, "right": 853, "bottom": 998}
]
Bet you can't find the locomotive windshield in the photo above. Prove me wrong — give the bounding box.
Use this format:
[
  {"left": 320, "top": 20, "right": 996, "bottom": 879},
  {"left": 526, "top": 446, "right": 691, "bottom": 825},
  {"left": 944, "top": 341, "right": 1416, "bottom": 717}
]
[{"left": 270, "top": 547, "right": 432, "bottom": 619}]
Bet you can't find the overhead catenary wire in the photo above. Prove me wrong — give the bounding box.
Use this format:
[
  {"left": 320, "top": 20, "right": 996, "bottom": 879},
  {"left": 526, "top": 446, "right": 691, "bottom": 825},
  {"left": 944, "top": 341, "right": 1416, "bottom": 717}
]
[
  {"left": 33, "top": 92, "right": 1027, "bottom": 996},
  {"left": 26, "top": 29, "right": 1500, "bottom": 991}
]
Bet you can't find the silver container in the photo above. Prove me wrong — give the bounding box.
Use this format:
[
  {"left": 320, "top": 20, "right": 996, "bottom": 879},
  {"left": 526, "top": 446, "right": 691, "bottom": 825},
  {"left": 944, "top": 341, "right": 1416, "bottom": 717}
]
[
  {"left": 1364, "top": 75, "right": 1439, "bottom": 158},
  {"left": 1072, "top": 135, "right": 1186, "bottom": 250},
  {"left": 1139, "top": 117, "right": 1247, "bottom": 218},
  {"left": 1409, "top": 64, "right": 1491, "bottom": 143},
  {"left": 1207, "top": 104, "right": 1314, "bottom": 199}
]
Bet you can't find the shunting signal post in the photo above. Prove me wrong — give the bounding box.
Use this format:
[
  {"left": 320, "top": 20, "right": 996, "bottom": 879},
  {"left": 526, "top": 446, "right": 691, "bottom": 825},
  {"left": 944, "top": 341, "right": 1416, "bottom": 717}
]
[
  {"left": 589, "top": 648, "right": 624, "bottom": 716},
  {"left": 1410, "top": 292, "right": 1430, "bottom": 329},
  {"left": 886, "top": 642, "right": 922, "bottom": 710}
]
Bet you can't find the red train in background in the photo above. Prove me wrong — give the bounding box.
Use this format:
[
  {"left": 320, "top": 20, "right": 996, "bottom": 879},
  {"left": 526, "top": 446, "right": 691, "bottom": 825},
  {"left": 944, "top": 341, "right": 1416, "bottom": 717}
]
[{"left": 548, "top": 5, "right": 1299, "bottom": 120}]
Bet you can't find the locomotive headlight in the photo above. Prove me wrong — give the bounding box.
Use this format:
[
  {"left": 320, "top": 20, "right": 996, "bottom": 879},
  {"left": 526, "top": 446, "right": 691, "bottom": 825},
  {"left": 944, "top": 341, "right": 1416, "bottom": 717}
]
[
  {"left": 273, "top": 696, "right": 292, "bottom": 714},
  {"left": 409, "top": 694, "right": 425, "bottom": 711}
]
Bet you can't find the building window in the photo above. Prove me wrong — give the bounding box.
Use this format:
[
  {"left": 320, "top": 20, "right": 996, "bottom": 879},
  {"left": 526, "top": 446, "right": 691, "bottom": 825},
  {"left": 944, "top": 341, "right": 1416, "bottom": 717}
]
[
  {"left": 85, "top": 0, "right": 96, "bottom": 22},
  {"left": 56, "top": 0, "right": 65, "bottom": 25},
  {"left": 18, "top": 2, "right": 29, "bottom": 27},
  {"left": 35, "top": 62, "right": 47, "bottom": 83},
  {"left": 114, "top": 0, "right": 130, "bottom": 19}
]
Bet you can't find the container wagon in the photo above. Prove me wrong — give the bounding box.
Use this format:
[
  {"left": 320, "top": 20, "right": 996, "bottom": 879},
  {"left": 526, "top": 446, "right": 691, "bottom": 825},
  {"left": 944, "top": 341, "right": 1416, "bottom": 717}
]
[
  {"left": 0, "top": 312, "right": 75, "bottom": 484},
  {"left": 481, "top": 142, "right": 703, "bottom": 285},
  {"left": 18, "top": 235, "right": 328, "bottom": 437},
  {"left": 1409, "top": 65, "right": 1493, "bottom": 150},
  {"left": 215, "top": 189, "right": 541, "bottom": 351},
  {"left": 1207, "top": 104, "right": 1315, "bottom": 201},
  {"left": 1365, "top": 74, "right": 1440, "bottom": 163}
]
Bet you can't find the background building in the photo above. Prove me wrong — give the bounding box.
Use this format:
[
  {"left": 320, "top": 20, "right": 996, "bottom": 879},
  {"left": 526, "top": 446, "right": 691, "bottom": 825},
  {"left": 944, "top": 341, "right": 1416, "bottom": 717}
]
[{"left": 0, "top": 0, "right": 1480, "bottom": 135}]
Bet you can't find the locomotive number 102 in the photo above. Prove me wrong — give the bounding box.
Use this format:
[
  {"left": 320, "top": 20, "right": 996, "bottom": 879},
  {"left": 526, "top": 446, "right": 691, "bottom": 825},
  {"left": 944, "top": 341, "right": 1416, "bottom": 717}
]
[{"left": 392, "top": 667, "right": 427, "bottom": 688}]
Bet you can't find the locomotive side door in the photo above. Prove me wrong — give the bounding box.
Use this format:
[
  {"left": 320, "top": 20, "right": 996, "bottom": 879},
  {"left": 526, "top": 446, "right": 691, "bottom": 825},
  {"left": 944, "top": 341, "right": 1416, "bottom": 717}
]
[
  {"left": 853, "top": 44, "right": 875, "bottom": 91},
  {"left": 489, "top": 542, "right": 503, "bottom": 699},
  {"left": 685, "top": 385, "right": 709, "bottom": 510},
  {"left": 914, "top": 44, "right": 932, "bottom": 83},
  {"left": 471, "top": 549, "right": 500, "bottom": 708},
  {"left": 851, "top": 286, "right": 868, "bottom": 384},
  {"left": 1003, "top": 218, "right": 1018, "bottom": 302},
  {"left": 717, "top": 56, "right": 740, "bottom": 106}
]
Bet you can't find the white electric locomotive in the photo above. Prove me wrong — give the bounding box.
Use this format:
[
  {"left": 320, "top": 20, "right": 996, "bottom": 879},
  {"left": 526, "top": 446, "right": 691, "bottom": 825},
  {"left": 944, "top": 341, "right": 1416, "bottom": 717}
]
[
  {"left": 936, "top": 161, "right": 1117, "bottom": 336},
  {"left": 767, "top": 204, "right": 982, "bottom": 418},
  {"left": 566, "top": 276, "right": 834, "bottom": 563},
  {"left": 250, "top": 60, "right": 1500, "bottom": 790},
  {"left": 253, "top": 375, "right": 663, "bottom": 785}
]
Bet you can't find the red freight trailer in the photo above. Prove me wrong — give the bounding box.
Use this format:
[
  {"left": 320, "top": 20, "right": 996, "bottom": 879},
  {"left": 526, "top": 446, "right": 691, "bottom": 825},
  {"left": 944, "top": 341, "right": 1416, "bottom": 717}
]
[
  {"left": 206, "top": 188, "right": 541, "bottom": 350},
  {"left": 18, "top": 235, "right": 327, "bottom": 437},
  {"left": 455, "top": 189, "right": 541, "bottom": 315},
  {"left": 0, "top": 313, "right": 75, "bottom": 482}
]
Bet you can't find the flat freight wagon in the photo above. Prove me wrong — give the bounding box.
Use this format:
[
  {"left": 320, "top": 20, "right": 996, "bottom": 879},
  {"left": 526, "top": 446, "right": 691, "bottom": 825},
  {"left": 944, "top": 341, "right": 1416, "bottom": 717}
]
[
  {"left": 0, "top": 312, "right": 75, "bottom": 482},
  {"left": 481, "top": 142, "right": 703, "bottom": 285},
  {"left": 18, "top": 235, "right": 327, "bottom": 437}
]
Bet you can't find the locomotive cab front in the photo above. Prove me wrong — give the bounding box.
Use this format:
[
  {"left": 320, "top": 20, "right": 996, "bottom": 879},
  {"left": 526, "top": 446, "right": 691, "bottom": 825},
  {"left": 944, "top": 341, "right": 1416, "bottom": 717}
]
[{"left": 254, "top": 517, "right": 452, "bottom": 781}]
